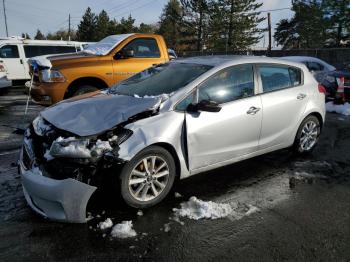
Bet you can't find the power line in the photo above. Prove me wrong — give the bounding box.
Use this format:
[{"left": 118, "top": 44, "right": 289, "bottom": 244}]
[{"left": 112, "top": 0, "right": 156, "bottom": 19}]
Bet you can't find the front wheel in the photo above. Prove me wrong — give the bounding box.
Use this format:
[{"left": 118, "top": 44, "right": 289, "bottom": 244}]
[
  {"left": 72, "top": 85, "right": 99, "bottom": 97},
  {"left": 120, "top": 146, "right": 176, "bottom": 208},
  {"left": 293, "top": 115, "right": 321, "bottom": 154}
]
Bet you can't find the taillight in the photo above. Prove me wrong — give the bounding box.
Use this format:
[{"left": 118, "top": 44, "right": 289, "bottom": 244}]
[{"left": 318, "top": 84, "right": 326, "bottom": 94}]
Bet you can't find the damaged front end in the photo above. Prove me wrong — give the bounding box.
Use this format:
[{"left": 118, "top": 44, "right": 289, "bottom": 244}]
[{"left": 19, "top": 115, "right": 132, "bottom": 223}]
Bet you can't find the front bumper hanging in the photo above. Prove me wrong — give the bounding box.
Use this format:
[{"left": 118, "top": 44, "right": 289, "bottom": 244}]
[{"left": 19, "top": 152, "right": 97, "bottom": 223}]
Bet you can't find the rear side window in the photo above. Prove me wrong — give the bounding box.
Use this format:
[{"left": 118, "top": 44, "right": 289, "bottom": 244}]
[
  {"left": 198, "top": 64, "right": 255, "bottom": 104},
  {"left": 0, "top": 45, "right": 19, "bottom": 58},
  {"left": 259, "top": 65, "right": 302, "bottom": 93},
  {"left": 122, "top": 38, "right": 160, "bottom": 58},
  {"left": 24, "top": 45, "right": 77, "bottom": 58}
]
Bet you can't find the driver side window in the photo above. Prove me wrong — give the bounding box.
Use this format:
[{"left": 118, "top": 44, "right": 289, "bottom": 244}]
[{"left": 197, "top": 64, "right": 255, "bottom": 104}]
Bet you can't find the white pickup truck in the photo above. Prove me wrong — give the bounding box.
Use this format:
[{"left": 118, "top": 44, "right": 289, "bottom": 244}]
[{"left": 0, "top": 37, "right": 88, "bottom": 88}]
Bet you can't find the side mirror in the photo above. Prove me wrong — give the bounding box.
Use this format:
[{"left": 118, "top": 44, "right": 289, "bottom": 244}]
[
  {"left": 114, "top": 49, "right": 135, "bottom": 60},
  {"left": 124, "top": 49, "right": 135, "bottom": 58},
  {"left": 187, "top": 100, "right": 222, "bottom": 113}
]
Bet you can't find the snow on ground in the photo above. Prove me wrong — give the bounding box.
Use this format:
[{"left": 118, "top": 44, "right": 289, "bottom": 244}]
[
  {"left": 326, "top": 102, "right": 350, "bottom": 116},
  {"left": 98, "top": 218, "right": 113, "bottom": 230},
  {"left": 173, "top": 196, "right": 233, "bottom": 220},
  {"left": 111, "top": 221, "right": 137, "bottom": 239},
  {"left": 174, "top": 192, "right": 183, "bottom": 198}
]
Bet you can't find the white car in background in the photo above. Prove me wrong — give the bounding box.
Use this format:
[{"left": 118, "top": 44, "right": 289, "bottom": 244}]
[
  {"left": 281, "top": 56, "right": 336, "bottom": 83},
  {"left": 0, "top": 37, "right": 87, "bottom": 87}
]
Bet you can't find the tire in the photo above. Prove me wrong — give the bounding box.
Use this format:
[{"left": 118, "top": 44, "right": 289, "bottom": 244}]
[
  {"left": 72, "top": 85, "right": 99, "bottom": 97},
  {"left": 293, "top": 115, "right": 321, "bottom": 155},
  {"left": 120, "top": 146, "right": 176, "bottom": 208}
]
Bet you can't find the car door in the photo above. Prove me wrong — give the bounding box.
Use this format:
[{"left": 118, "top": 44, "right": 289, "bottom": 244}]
[
  {"left": 113, "top": 38, "right": 166, "bottom": 84},
  {"left": 185, "top": 64, "right": 263, "bottom": 171},
  {"left": 257, "top": 64, "right": 308, "bottom": 149},
  {"left": 0, "top": 44, "right": 26, "bottom": 80}
]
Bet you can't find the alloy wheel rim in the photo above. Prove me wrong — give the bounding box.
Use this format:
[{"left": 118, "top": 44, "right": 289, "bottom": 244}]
[
  {"left": 128, "top": 156, "right": 169, "bottom": 202},
  {"left": 300, "top": 120, "right": 319, "bottom": 151}
]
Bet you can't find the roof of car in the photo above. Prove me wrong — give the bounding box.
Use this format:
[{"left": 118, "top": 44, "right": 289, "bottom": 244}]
[{"left": 174, "top": 55, "right": 298, "bottom": 67}]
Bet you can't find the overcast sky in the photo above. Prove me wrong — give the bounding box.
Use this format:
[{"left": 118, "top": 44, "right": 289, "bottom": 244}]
[{"left": 1, "top": 0, "right": 292, "bottom": 47}]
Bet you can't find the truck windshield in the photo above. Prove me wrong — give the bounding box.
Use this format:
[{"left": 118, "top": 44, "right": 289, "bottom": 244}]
[{"left": 109, "top": 62, "right": 213, "bottom": 97}]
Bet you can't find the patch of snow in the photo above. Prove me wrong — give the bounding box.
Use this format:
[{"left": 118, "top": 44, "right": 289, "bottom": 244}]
[
  {"left": 91, "top": 140, "right": 113, "bottom": 156},
  {"left": 111, "top": 221, "right": 137, "bottom": 239},
  {"left": 98, "top": 218, "right": 113, "bottom": 230},
  {"left": 245, "top": 205, "right": 260, "bottom": 216},
  {"left": 326, "top": 102, "right": 350, "bottom": 116},
  {"left": 44, "top": 150, "right": 54, "bottom": 161},
  {"left": 174, "top": 192, "right": 182, "bottom": 198},
  {"left": 173, "top": 196, "right": 233, "bottom": 220},
  {"left": 28, "top": 55, "right": 52, "bottom": 69},
  {"left": 49, "top": 137, "right": 114, "bottom": 159},
  {"left": 137, "top": 210, "right": 143, "bottom": 216},
  {"left": 50, "top": 137, "right": 91, "bottom": 158},
  {"left": 82, "top": 34, "right": 133, "bottom": 56},
  {"left": 164, "top": 223, "right": 171, "bottom": 232}
]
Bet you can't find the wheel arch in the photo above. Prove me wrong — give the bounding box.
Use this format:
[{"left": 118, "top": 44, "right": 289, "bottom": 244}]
[
  {"left": 150, "top": 142, "right": 181, "bottom": 179},
  {"left": 64, "top": 77, "right": 109, "bottom": 99}
]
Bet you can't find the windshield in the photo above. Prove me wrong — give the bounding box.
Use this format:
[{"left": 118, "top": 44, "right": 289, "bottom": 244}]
[
  {"left": 109, "top": 63, "right": 213, "bottom": 97},
  {"left": 82, "top": 34, "right": 132, "bottom": 55}
]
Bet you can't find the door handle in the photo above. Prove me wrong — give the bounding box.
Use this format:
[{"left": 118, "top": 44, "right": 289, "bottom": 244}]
[
  {"left": 297, "top": 93, "right": 306, "bottom": 100},
  {"left": 20, "top": 59, "right": 23, "bottom": 64},
  {"left": 247, "top": 106, "right": 261, "bottom": 115}
]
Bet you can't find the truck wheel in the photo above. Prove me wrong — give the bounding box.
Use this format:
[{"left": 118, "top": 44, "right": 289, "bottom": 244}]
[
  {"left": 119, "top": 146, "right": 176, "bottom": 208},
  {"left": 293, "top": 115, "right": 321, "bottom": 155},
  {"left": 72, "top": 85, "right": 99, "bottom": 97}
]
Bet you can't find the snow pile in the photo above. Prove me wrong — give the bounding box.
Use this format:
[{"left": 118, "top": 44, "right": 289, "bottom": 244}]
[
  {"left": 111, "top": 221, "right": 137, "bottom": 239},
  {"left": 173, "top": 196, "right": 233, "bottom": 220},
  {"left": 83, "top": 34, "right": 133, "bottom": 56},
  {"left": 49, "top": 137, "right": 114, "bottom": 159},
  {"left": 326, "top": 102, "right": 350, "bottom": 116},
  {"left": 91, "top": 140, "right": 113, "bottom": 156},
  {"left": 98, "top": 218, "right": 113, "bottom": 230},
  {"left": 28, "top": 55, "right": 52, "bottom": 69}
]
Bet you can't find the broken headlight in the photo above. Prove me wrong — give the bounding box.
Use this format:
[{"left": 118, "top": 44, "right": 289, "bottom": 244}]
[{"left": 49, "top": 137, "right": 91, "bottom": 159}]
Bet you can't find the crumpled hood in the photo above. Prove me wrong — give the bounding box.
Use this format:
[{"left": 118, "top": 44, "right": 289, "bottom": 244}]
[{"left": 41, "top": 93, "right": 161, "bottom": 137}]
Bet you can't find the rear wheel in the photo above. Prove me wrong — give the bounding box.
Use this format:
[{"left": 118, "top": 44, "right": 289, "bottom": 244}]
[
  {"left": 120, "top": 146, "right": 176, "bottom": 208},
  {"left": 293, "top": 115, "right": 321, "bottom": 154},
  {"left": 72, "top": 85, "right": 99, "bottom": 97}
]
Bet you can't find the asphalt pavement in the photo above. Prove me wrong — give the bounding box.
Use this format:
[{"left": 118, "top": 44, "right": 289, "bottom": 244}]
[{"left": 0, "top": 87, "right": 350, "bottom": 262}]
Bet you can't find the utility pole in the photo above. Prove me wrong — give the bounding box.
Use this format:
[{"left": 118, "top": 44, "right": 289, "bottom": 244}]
[
  {"left": 2, "top": 0, "right": 8, "bottom": 37},
  {"left": 68, "top": 14, "right": 71, "bottom": 41},
  {"left": 267, "top": 12, "right": 272, "bottom": 55}
]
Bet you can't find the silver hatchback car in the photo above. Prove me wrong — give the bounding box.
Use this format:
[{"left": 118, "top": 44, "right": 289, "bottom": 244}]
[{"left": 19, "top": 56, "right": 325, "bottom": 223}]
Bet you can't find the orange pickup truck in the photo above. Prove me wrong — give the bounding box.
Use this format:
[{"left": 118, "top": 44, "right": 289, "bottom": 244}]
[{"left": 29, "top": 34, "right": 170, "bottom": 105}]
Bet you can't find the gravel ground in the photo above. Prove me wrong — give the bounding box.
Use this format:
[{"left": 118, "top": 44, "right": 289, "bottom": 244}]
[{"left": 0, "top": 87, "right": 350, "bottom": 262}]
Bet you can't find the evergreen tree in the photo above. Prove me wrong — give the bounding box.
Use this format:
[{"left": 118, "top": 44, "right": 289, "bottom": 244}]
[
  {"left": 96, "top": 10, "right": 110, "bottom": 41},
  {"left": 77, "top": 7, "right": 97, "bottom": 41},
  {"left": 322, "top": 0, "right": 350, "bottom": 46},
  {"left": 34, "top": 29, "right": 45, "bottom": 40},
  {"left": 181, "top": 0, "right": 209, "bottom": 51},
  {"left": 158, "top": 0, "right": 184, "bottom": 50},
  {"left": 118, "top": 15, "right": 136, "bottom": 33},
  {"left": 274, "top": 0, "right": 329, "bottom": 49},
  {"left": 208, "top": 0, "right": 265, "bottom": 51},
  {"left": 138, "top": 23, "right": 157, "bottom": 34}
]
